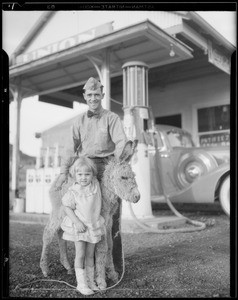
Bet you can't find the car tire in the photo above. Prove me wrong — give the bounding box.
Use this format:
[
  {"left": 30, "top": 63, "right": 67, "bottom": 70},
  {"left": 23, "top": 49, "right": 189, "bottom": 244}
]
[
  {"left": 176, "top": 150, "right": 218, "bottom": 189},
  {"left": 219, "top": 175, "right": 230, "bottom": 217}
]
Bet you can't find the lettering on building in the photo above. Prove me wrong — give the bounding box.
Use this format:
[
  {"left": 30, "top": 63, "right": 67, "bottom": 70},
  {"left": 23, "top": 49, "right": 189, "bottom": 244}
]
[
  {"left": 199, "top": 132, "right": 230, "bottom": 147},
  {"left": 15, "top": 22, "right": 113, "bottom": 65}
]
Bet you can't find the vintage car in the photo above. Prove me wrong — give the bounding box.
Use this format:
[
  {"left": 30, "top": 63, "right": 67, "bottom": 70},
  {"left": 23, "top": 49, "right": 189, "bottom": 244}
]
[{"left": 148, "top": 125, "right": 230, "bottom": 216}]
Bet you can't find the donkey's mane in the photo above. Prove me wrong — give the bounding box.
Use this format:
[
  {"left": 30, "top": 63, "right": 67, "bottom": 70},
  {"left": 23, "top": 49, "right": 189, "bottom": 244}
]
[{"left": 101, "top": 157, "right": 118, "bottom": 183}]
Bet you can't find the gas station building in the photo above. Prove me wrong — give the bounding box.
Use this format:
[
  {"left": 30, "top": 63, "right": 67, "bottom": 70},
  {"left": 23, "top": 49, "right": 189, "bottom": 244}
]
[{"left": 9, "top": 11, "right": 235, "bottom": 214}]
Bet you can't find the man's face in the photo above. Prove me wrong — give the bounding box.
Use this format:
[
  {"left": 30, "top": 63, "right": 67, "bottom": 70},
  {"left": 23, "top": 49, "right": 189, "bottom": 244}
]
[{"left": 83, "top": 88, "right": 104, "bottom": 112}]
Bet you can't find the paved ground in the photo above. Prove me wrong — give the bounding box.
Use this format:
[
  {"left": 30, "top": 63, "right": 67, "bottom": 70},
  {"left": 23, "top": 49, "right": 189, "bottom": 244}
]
[{"left": 5, "top": 204, "right": 233, "bottom": 298}]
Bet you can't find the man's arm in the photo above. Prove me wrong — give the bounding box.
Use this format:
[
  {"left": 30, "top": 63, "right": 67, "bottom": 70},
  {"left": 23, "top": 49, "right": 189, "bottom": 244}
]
[
  {"left": 108, "top": 113, "right": 128, "bottom": 159},
  {"left": 55, "top": 123, "right": 81, "bottom": 189},
  {"left": 60, "top": 123, "right": 81, "bottom": 175}
]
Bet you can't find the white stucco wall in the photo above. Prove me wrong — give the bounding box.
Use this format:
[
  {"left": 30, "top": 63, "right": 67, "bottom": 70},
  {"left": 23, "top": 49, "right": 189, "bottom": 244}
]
[{"left": 149, "top": 72, "right": 230, "bottom": 144}]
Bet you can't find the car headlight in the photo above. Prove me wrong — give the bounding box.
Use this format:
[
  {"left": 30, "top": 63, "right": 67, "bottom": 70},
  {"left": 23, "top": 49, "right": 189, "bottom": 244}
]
[
  {"left": 185, "top": 163, "right": 203, "bottom": 179},
  {"left": 176, "top": 150, "right": 218, "bottom": 189}
]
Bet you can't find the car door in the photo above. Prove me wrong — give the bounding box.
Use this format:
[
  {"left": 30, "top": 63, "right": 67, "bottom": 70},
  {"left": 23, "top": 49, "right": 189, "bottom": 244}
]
[{"left": 149, "top": 130, "right": 179, "bottom": 196}]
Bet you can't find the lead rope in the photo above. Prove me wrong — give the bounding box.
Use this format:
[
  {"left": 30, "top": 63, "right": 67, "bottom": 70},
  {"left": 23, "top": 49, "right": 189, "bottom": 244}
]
[
  {"left": 14, "top": 252, "right": 125, "bottom": 293},
  {"left": 14, "top": 269, "right": 125, "bottom": 293},
  {"left": 15, "top": 251, "right": 125, "bottom": 294},
  {"left": 14, "top": 279, "right": 76, "bottom": 291}
]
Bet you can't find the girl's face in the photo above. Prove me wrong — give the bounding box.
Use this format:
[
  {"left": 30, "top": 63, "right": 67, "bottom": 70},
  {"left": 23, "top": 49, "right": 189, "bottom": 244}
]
[{"left": 75, "top": 166, "right": 93, "bottom": 187}]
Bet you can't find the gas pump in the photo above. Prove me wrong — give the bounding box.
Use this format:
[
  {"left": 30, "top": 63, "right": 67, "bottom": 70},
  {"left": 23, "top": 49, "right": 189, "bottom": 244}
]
[
  {"left": 121, "top": 61, "right": 153, "bottom": 219},
  {"left": 121, "top": 61, "right": 206, "bottom": 233}
]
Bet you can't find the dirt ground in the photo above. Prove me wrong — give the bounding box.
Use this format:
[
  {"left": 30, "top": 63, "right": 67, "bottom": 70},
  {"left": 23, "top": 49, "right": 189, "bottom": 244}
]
[{"left": 6, "top": 206, "right": 231, "bottom": 298}]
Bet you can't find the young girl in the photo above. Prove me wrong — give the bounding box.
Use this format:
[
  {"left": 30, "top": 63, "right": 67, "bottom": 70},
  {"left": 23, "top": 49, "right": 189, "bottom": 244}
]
[{"left": 61, "top": 156, "right": 105, "bottom": 295}]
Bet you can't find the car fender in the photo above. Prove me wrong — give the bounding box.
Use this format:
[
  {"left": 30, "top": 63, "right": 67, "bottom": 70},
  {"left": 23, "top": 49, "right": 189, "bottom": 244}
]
[{"left": 168, "top": 163, "right": 229, "bottom": 203}]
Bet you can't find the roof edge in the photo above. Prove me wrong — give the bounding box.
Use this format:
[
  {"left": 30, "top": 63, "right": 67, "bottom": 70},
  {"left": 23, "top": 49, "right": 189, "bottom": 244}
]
[
  {"left": 187, "top": 12, "right": 236, "bottom": 52},
  {"left": 9, "top": 19, "right": 193, "bottom": 76}
]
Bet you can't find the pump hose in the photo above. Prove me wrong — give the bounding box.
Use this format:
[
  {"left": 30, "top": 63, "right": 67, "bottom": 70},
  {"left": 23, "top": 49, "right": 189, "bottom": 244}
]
[
  {"left": 127, "top": 134, "right": 206, "bottom": 233},
  {"left": 128, "top": 196, "right": 206, "bottom": 233}
]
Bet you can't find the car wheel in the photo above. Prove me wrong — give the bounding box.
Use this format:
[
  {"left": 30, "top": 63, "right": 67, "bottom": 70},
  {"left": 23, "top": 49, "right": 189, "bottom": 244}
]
[
  {"left": 219, "top": 175, "right": 230, "bottom": 217},
  {"left": 176, "top": 150, "right": 218, "bottom": 189}
]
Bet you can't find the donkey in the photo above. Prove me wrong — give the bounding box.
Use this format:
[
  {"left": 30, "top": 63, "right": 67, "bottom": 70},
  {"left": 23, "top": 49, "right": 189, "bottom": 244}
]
[{"left": 40, "top": 140, "right": 140, "bottom": 289}]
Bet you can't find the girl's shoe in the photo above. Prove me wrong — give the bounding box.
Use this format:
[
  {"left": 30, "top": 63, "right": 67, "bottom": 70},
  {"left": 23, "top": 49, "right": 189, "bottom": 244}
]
[{"left": 75, "top": 267, "right": 94, "bottom": 295}]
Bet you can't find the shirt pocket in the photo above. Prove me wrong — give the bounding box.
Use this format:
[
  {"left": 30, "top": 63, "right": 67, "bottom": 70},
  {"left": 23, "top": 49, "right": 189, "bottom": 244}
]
[{"left": 96, "top": 126, "right": 108, "bottom": 151}]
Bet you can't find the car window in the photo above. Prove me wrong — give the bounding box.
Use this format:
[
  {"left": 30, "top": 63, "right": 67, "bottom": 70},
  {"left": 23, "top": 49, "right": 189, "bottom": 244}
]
[
  {"left": 146, "top": 131, "right": 164, "bottom": 150},
  {"left": 166, "top": 130, "right": 194, "bottom": 148},
  {"left": 154, "top": 132, "right": 163, "bottom": 148},
  {"left": 181, "top": 134, "right": 194, "bottom": 147}
]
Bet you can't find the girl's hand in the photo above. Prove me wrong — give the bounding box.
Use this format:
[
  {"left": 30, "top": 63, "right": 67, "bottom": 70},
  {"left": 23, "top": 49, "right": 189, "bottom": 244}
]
[{"left": 75, "top": 220, "right": 86, "bottom": 233}]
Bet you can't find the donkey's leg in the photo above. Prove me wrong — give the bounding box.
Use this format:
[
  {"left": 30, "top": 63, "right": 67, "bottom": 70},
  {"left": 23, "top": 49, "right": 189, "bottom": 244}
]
[
  {"left": 57, "top": 229, "right": 74, "bottom": 274},
  {"left": 105, "top": 217, "right": 119, "bottom": 282},
  {"left": 40, "top": 215, "right": 60, "bottom": 277},
  {"left": 95, "top": 233, "right": 108, "bottom": 290}
]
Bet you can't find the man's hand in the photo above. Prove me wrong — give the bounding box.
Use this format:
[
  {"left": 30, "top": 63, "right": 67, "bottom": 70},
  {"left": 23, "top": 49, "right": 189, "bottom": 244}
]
[
  {"left": 55, "top": 174, "right": 68, "bottom": 190},
  {"left": 75, "top": 220, "right": 86, "bottom": 233}
]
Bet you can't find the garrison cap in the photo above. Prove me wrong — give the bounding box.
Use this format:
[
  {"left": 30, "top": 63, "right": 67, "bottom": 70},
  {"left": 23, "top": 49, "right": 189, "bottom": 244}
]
[{"left": 83, "top": 77, "right": 103, "bottom": 91}]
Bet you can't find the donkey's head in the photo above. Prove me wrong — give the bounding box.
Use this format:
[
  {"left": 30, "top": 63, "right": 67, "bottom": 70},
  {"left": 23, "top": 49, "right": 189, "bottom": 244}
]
[{"left": 103, "top": 140, "right": 140, "bottom": 203}]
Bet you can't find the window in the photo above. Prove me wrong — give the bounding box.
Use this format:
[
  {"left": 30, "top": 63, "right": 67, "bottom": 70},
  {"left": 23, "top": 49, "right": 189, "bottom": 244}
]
[
  {"left": 155, "top": 114, "right": 181, "bottom": 128},
  {"left": 197, "top": 104, "right": 230, "bottom": 147},
  {"left": 166, "top": 130, "right": 194, "bottom": 148},
  {"left": 154, "top": 132, "right": 163, "bottom": 148},
  {"left": 198, "top": 105, "right": 230, "bottom": 132}
]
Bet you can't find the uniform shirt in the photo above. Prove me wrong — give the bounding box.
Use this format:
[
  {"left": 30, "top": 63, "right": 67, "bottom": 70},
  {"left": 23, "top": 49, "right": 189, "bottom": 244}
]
[{"left": 60, "top": 107, "right": 127, "bottom": 174}]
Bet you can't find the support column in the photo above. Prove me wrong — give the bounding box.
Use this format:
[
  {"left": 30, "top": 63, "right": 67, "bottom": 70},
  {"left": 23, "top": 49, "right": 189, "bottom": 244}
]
[
  {"left": 11, "top": 87, "right": 22, "bottom": 199},
  {"left": 121, "top": 61, "right": 153, "bottom": 220},
  {"left": 100, "top": 48, "right": 111, "bottom": 110}
]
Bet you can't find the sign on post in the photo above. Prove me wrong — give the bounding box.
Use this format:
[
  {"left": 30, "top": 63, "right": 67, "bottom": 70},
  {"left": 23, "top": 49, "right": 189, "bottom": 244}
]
[{"left": 208, "top": 41, "right": 231, "bottom": 75}]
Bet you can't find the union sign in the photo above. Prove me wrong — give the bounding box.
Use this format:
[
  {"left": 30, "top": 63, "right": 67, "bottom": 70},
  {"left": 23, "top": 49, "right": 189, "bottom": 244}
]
[{"left": 15, "top": 22, "right": 113, "bottom": 65}]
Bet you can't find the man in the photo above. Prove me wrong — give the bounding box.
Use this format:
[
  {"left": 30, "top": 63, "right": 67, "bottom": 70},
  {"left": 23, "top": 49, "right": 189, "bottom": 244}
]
[
  {"left": 56, "top": 76, "right": 128, "bottom": 186},
  {"left": 55, "top": 77, "right": 128, "bottom": 288}
]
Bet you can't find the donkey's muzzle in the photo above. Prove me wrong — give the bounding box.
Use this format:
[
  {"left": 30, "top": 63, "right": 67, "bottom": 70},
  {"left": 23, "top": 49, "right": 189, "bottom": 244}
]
[{"left": 133, "top": 191, "right": 140, "bottom": 203}]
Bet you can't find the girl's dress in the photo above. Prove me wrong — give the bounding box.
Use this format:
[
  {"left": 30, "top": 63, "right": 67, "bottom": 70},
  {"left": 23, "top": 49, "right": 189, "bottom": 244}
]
[{"left": 61, "top": 177, "right": 105, "bottom": 243}]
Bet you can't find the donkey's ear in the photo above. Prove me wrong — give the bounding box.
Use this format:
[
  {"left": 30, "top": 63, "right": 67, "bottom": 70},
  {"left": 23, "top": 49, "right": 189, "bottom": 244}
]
[
  {"left": 119, "top": 140, "right": 137, "bottom": 163},
  {"left": 132, "top": 139, "right": 138, "bottom": 153}
]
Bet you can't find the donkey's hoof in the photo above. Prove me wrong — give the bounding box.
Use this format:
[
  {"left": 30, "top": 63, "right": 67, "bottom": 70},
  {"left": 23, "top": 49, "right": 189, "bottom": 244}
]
[
  {"left": 98, "top": 284, "right": 107, "bottom": 291},
  {"left": 40, "top": 265, "right": 49, "bottom": 277},
  {"left": 42, "top": 271, "right": 48, "bottom": 277},
  {"left": 107, "top": 270, "right": 119, "bottom": 283},
  {"left": 96, "top": 279, "right": 107, "bottom": 290},
  {"left": 67, "top": 268, "right": 74, "bottom": 275}
]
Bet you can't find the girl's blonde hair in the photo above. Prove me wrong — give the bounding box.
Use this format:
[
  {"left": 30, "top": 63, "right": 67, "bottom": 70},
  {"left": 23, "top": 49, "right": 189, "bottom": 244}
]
[{"left": 70, "top": 156, "right": 97, "bottom": 178}]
